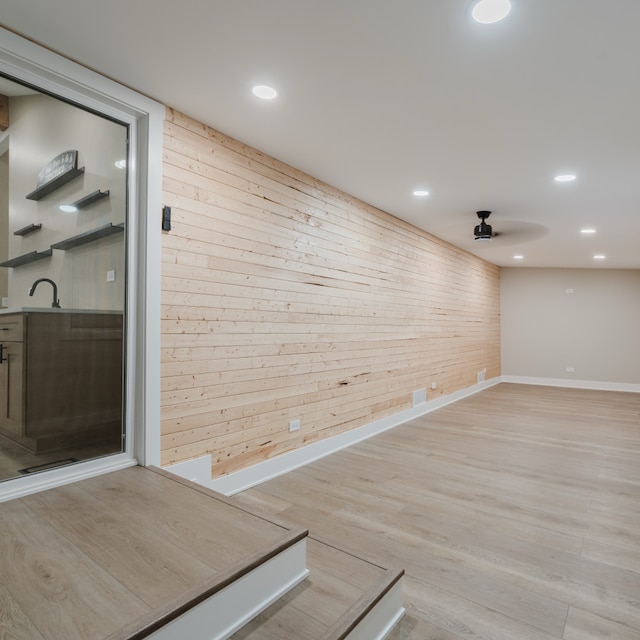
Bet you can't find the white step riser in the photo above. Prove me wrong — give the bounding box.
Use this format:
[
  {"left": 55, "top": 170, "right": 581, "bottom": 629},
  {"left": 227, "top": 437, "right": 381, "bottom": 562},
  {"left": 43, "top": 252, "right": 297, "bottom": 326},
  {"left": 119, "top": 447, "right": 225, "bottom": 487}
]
[{"left": 148, "top": 539, "right": 308, "bottom": 640}]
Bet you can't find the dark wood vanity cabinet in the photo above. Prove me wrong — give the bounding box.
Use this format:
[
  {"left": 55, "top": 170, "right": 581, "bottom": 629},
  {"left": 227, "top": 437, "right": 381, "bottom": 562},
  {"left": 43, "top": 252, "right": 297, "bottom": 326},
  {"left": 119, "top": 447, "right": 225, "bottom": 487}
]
[
  {"left": 0, "top": 311, "right": 123, "bottom": 453},
  {"left": 0, "top": 331, "right": 25, "bottom": 437}
]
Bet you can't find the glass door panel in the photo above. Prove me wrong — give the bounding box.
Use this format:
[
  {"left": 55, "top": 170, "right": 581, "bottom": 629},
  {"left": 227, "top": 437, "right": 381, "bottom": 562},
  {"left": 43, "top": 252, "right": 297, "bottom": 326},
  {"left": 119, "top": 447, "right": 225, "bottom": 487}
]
[{"left": 0, "top": 75, "right": 127, "bottom": 481}]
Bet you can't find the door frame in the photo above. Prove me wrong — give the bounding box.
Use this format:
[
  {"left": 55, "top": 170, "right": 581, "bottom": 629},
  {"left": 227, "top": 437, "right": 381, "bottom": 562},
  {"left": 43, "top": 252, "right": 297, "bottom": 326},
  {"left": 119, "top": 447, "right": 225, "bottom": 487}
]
[{"left": 0, "top": 27, "right": 163, "bottom": 501}]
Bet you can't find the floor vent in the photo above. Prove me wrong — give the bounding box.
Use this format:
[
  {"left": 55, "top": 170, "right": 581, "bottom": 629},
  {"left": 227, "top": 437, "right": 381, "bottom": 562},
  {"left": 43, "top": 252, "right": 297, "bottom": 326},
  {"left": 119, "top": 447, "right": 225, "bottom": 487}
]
[
  {"left": 18, "top": 458, "right": 79, "bottom": 474},
  {"left": 412, "top": 389, "right": 427, "bottom": 406}
]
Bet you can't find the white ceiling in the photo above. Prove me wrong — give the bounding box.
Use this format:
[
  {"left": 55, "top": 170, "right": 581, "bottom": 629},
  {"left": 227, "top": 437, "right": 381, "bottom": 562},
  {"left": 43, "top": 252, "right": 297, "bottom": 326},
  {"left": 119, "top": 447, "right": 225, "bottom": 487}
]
[{"left": 1, "top": 0, "right": 639, "bottom": 268}]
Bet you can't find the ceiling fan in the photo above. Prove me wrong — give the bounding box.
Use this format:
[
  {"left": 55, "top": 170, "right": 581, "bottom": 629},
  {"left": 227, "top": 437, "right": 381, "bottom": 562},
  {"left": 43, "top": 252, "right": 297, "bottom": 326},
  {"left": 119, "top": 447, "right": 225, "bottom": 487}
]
[
  {"left": 474, "top": 210, "right": 494, "bottom": 242},
  {"left": 471, "top": 210, "right": 549, "bottom": 245}
]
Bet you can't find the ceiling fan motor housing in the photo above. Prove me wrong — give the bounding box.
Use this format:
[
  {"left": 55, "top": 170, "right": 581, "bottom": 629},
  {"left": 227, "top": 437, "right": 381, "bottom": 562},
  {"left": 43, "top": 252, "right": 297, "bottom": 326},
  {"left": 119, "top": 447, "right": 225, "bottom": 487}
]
[{"left": 474, "top": 210, "right": 493, "bottom": 240}]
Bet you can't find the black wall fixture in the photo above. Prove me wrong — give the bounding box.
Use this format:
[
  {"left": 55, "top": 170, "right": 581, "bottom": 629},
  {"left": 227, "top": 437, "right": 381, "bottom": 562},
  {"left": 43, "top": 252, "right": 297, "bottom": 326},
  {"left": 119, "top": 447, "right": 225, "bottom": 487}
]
[{"left": 162, "top": 205, "right": 171, "bottom": 231}]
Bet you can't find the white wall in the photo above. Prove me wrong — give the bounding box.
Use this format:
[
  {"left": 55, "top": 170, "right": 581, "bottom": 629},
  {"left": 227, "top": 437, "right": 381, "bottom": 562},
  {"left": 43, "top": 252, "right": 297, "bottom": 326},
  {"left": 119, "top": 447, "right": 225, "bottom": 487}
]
[
  {"left": 6, "top": 93, "right": 127, "bottom": 310},
  {"left": 501, "top": 268, "right": 640, "bottom": 386}
]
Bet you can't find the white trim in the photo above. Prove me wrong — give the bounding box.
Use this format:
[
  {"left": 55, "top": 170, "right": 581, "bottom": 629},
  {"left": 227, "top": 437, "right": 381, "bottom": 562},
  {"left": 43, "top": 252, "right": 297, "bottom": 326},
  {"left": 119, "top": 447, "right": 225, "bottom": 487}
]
[
  {"left": 502, "top": 375, "right": 640, "bottom": 393},
  {"left": 207, "top": 377, "right": 501, "bottom": 496},
  {"left": 148, "top": 539, "right": 309, "bottom": 640},
  {"left": 136, "top": 89, "right": 164, "bottom": 468},
  {"left": 0, "top": 27, "right": 163, "bottom": 497},
  {"left": 0, "top": 455, "right": 137, "bottom": 503}
]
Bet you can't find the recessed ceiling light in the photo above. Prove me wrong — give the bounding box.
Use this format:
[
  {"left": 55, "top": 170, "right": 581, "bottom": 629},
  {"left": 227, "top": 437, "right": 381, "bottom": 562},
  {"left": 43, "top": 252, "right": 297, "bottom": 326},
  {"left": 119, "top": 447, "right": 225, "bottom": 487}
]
[
  {"left": 252, "top": 85, "right": 278, "bottom": 100},
  {"left": 593, "top": 254, "right": 606, "bottom": 260},
  {"left": 580, "top": 228, "right": 596, "bottom": 234},
  {"left": 413, "top": 189, "right": 430, "bottom": 197},
  {"left": 554, "top": 174, "right": 577, "bottom": 182},
  {"left": 513, "top": 255, "right": 524, "bottom": 260},
  {"left": 472, "top": 0, "right": 512, "bottom": 24}
]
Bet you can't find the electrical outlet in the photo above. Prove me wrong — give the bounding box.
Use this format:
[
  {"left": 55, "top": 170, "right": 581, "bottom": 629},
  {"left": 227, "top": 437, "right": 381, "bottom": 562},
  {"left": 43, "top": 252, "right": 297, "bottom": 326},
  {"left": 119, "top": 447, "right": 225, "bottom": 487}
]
[
  {"left": 289, "top": 419, "right": 300, "bottom": 432},
  {"left": 566, "top": 367, "right": 575, "bottom": 372},
  {"left": 1, "top": 297, "right": 7, "bottom": 307},
  {"left": 107, "top": 270, "right": 116, "bottom": 282},
  {"left": 431, "top": 382, "right": 437, "bottom": 390}
]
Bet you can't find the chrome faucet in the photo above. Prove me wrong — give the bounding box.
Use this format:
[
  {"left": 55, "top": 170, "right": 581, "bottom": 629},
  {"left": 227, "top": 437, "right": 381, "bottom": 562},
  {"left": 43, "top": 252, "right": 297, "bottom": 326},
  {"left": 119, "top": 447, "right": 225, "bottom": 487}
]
[{"left": 29, "top": 278, "right": 61, "bottom": 308}]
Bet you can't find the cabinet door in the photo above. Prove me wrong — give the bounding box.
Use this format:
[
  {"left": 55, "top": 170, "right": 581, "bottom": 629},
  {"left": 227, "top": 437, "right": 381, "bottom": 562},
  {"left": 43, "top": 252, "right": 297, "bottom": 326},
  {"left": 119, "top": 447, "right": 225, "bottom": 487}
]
[{"left": 0, "top": 342, "right": 25, "bottom": 436}]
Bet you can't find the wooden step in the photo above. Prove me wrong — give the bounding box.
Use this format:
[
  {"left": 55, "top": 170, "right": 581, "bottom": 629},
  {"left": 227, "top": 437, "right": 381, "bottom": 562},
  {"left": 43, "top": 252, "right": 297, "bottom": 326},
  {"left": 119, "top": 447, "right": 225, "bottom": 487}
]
[
  {"left": 321, "top": 564, "right": 404, "bottom": 640},
  {"left": 0, "top": 466, "right": 308, "bottom": 640},
  {"left": 230, "top": 537, "right": 405, "bottom": 640},
  {"left": 163, "top": 468, "right": 406, "bottom": 638}
]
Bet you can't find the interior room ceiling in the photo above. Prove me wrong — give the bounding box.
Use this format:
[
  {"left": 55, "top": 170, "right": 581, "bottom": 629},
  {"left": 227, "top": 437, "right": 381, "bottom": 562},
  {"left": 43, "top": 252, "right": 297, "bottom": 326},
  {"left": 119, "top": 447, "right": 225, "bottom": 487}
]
[{"left": 1, "top": 0, "right": 639, "bottom": 268}]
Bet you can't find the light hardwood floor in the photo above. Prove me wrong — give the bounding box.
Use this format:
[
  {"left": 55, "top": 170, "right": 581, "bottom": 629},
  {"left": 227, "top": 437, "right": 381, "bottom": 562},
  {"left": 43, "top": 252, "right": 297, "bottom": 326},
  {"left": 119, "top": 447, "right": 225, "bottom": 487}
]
[{"left": 233, "top": 383, "right": 640, "bottom": 639}]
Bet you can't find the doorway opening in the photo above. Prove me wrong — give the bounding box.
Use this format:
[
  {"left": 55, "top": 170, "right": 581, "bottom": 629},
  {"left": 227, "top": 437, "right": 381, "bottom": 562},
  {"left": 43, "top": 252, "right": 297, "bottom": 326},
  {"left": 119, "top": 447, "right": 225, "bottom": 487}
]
[{"left": 0, "top": 75, "right": 128, "bottom": 482}]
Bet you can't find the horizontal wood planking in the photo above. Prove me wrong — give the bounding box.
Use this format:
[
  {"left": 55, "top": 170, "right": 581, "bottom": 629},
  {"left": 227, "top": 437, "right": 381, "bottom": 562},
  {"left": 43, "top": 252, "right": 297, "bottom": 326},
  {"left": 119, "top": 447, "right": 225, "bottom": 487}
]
[{"left": 161, "top": 107, "right": 500, "bottom": 476}]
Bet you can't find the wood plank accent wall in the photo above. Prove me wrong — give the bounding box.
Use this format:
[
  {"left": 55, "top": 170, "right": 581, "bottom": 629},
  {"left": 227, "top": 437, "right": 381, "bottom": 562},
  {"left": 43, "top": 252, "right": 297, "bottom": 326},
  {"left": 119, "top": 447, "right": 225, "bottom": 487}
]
[{"left": 161, "top": 108, "right": 501, "bottom": 477}]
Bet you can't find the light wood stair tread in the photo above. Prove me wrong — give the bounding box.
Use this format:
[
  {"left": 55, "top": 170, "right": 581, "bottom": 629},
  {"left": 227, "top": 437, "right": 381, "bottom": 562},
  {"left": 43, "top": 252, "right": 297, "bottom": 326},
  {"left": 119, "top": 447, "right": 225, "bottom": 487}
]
[
  {"left": 230, "top": 536, "right": 404, "bottom": 639},
  {"left": 0, "top": 466, "right": 306, "bottom": 639}
]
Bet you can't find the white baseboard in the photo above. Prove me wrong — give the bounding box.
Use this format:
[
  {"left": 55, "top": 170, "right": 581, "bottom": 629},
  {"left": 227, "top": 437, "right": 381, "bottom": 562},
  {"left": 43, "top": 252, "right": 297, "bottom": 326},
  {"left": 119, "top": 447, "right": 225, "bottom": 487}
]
[
  {"left": 205, "top": 377, "right": 500, "bottom": 496},
  {"left": 502, "top": 375, "right": 640, "bottom": 393},
  {"left": 164, "top": 373, "right": 639, "bottom": 497}
]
